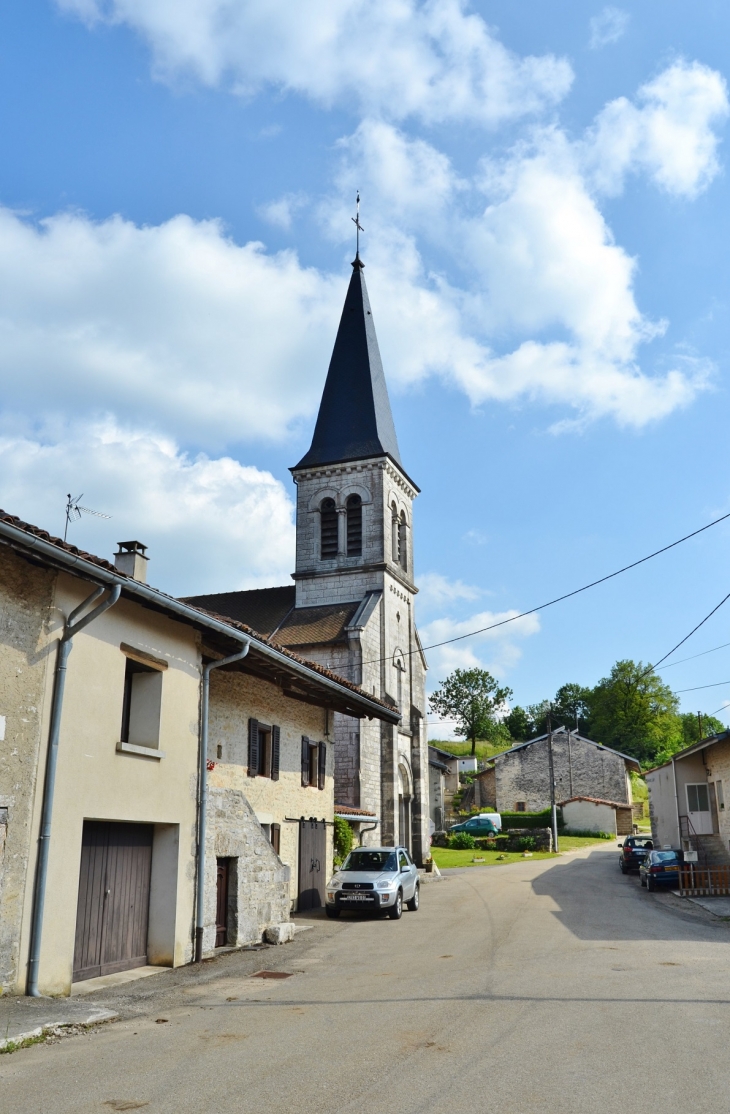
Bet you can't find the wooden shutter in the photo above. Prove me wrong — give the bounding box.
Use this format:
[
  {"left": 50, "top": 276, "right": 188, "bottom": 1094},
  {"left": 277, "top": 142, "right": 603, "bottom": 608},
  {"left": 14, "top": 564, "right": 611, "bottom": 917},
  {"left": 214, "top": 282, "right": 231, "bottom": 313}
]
[
  {"left": 318, "top": 741, "right": 326, "bottom": 790},
  {"left": 301, "top": 736, "right": 310, "bottom": 787},
  {"left": 271, "top": 725, "right": 280, "bottom": 781},
  {"left": 271, "top": 823, "right": 281, "bottom": 855},
  {"left": 248, "top": 718, "right": 259, "bottom": 778}
]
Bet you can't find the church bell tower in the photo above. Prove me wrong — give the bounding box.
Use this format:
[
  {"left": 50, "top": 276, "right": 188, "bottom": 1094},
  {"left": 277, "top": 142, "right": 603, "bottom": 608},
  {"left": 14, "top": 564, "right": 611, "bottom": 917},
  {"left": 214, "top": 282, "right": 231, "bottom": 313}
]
[{"left": 290, "top": 246, "right": 428, "bottom": 861}]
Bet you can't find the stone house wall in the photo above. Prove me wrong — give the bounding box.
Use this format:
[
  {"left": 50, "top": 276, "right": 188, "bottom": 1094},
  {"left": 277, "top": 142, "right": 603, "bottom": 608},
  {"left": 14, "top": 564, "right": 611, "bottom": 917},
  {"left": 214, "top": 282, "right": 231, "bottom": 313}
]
[
  {"left": 495, "top": 735, "right": 631, "bottom": 813},
  {"left": 207, "top": 670, "right": 334, "bottom": 914},
  {"left": 0, "top": 546, "right": 56, "bottom": 994}
]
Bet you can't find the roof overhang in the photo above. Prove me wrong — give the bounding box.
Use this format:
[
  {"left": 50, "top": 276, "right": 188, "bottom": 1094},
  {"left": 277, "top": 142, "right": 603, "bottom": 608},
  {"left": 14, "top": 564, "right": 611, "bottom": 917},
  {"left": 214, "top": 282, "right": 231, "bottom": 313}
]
[{"left": 0, "top": 516, "right": 400, "bottom": 725}]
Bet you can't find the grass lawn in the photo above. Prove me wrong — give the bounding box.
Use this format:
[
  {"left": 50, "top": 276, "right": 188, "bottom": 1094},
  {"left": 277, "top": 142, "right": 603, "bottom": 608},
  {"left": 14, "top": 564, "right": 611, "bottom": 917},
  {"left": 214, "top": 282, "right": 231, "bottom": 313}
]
[{"left": 431, "top": 834, "right": 613, "bottom": 869}]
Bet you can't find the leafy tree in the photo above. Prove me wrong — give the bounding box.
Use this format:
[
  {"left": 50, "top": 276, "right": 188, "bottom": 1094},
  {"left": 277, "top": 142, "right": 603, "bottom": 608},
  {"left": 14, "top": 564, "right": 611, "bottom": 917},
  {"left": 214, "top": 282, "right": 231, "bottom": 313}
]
[
  {"left": 429, "top": 668, "right": 513, "bottom": 756},
  {"left": 503, "top": 705, "right": 535, "bottom": 742},
  {"left": 679, "top": 711, "right": 726, "bottom": 748},
  {"left": 551, "top": 683, "right": 593, "bottom": 732},
  {"left": 589, "top": 660, "right": 680, "bottom": 765}
]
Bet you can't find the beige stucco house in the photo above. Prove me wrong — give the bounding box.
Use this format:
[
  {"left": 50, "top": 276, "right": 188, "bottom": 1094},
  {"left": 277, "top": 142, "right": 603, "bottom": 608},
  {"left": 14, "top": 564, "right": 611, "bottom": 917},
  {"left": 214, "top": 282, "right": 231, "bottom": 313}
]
[
  {"left": 0, "top": 510, "right": 397, "bottom": 997},
  {"left": 645, "top": 730, "right": 730, "bottom": 864}
]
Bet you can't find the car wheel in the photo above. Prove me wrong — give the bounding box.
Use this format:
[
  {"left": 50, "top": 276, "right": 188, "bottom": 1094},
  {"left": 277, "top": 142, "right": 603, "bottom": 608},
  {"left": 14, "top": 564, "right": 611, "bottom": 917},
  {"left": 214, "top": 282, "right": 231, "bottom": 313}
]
[
  {"left": 620, "top": 861, "right": 628, "bottom": 874},
  {"left": 647, "top": 876, "right": 656, "bottom": 892},
  {"left": 640, "top": 875, "right": 646, "bottom": 887},
  {"left": 388, "top": 890, "right": 403, "bottom": 920},
  {"left": 325, "top": 906, "right": 340, "bottom": 919},
  {"left": 407, "top": 884, "right": 420, "bottom": 912}
]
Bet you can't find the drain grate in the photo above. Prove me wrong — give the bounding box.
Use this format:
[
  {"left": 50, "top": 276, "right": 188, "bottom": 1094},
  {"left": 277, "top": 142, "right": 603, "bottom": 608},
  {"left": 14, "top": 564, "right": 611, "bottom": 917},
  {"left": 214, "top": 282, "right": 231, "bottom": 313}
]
[{"left": 251, "top": 970, "right": 293, "bottom": 979}]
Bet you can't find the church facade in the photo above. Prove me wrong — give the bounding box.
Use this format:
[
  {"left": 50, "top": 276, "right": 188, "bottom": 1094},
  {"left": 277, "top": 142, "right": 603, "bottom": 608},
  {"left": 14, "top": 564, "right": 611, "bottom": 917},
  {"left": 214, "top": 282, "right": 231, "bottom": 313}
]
[{"left": 188, "top": 254, "right": 429, "bottom": 863}]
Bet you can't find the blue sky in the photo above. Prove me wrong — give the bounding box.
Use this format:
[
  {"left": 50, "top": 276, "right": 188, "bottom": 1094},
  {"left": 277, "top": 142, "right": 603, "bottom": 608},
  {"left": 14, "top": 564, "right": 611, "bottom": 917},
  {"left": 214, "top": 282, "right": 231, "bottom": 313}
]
[{"left": 2, "top": 1, "right": 730, "bottom": 731}]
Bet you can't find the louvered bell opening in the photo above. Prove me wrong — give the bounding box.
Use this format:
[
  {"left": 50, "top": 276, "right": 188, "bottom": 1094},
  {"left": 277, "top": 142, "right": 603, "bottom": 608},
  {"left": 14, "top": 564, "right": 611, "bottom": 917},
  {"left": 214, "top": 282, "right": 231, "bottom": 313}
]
[
  {"left": 346, "top": 494, "right": 362, "bottom": 556},
  {"left": 320, "top": 498, "right": 338, "bottom": 559}
]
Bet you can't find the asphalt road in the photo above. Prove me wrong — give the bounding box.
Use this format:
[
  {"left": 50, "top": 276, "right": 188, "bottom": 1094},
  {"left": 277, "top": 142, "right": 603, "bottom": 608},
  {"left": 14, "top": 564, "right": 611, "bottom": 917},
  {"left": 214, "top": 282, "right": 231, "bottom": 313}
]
[{"left": 4, "top": 843, "right": 730, "bottom": 1114}]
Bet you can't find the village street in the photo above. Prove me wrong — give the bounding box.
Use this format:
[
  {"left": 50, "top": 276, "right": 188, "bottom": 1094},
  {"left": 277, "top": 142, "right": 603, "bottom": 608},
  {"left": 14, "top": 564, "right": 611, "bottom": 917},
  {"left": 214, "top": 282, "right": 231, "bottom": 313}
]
[{"left": 3, "top": 842, "right": 730, "bottom": 1114}]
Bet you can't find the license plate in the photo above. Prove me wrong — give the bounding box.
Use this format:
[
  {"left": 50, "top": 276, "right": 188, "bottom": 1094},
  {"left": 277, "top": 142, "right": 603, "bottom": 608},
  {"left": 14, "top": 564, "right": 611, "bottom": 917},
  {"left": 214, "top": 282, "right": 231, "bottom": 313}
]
[{"left": 342, "top": 894, "right": 372, "bottom": 901}]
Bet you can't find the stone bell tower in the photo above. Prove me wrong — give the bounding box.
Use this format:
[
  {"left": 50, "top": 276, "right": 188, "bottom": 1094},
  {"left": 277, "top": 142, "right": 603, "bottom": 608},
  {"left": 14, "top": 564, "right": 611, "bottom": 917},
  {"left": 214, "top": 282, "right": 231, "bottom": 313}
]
[{"left": 290, "top": 252, "right": 428, "bottom": 862}]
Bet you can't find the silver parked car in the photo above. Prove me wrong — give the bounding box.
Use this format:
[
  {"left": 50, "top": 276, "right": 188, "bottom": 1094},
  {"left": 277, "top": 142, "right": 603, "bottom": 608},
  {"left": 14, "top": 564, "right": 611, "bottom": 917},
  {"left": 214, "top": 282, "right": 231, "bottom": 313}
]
[{"left": 325, "top": 846, "right": 419, "bottom": 920}]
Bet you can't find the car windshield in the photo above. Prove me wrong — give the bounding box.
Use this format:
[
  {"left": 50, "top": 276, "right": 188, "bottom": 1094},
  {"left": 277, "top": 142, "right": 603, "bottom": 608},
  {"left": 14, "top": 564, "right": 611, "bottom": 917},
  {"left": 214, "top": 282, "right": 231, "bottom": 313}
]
[
  {"left": 341, "top": 851, "right": 398, "bottom": 872},
  {"left": 651, "top": 851, "right": 679, "bottom": 862}
]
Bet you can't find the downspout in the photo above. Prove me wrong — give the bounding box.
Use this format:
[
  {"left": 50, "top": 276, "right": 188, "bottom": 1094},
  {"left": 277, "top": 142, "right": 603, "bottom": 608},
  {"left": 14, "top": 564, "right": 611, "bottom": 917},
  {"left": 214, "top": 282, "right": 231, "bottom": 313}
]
[
  {"left": 28, "top": 583, "right": 122, "bottom": 996},
  {"left": 672, "top": 757, "right": 681, "bottom": 848},
  {"left": 195, "top": 643, "right": 250, "bottom": 963}
]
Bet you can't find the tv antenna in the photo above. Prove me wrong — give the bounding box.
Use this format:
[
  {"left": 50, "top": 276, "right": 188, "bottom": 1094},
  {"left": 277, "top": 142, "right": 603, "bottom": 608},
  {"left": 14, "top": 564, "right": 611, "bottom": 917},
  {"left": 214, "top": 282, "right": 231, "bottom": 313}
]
[{"left": 64, "top": 493, "right": 111, "bottom": 542}]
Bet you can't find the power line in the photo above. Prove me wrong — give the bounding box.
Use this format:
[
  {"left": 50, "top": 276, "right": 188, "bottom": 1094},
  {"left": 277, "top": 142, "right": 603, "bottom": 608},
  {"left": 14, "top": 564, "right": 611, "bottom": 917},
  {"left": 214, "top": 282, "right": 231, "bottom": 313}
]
[
  {"left": 647, "top": 588, "right": 730, "bottom": 674},
  {"left": 657, "top": 640, "right": 730, "bottom": 671},
  {"left": 359, "top": 508, "right": 730, "bottom": 668},
  {"left": 675, "top": 679, "right": 730, "bottom": 693}
]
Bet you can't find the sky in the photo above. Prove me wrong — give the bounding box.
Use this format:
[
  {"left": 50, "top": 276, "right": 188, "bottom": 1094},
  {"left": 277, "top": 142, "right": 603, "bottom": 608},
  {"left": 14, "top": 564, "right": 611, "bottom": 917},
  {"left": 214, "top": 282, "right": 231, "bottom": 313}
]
[{"left": 3, "top": 1, "right": 730, "bottom": 735}]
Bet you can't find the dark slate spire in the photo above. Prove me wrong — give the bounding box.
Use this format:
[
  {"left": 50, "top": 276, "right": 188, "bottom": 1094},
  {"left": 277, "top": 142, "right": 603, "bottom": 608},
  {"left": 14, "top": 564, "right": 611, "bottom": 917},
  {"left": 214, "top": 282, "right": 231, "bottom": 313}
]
[{"left": 294, "top": 258, "right": 404, "bottom": 472}]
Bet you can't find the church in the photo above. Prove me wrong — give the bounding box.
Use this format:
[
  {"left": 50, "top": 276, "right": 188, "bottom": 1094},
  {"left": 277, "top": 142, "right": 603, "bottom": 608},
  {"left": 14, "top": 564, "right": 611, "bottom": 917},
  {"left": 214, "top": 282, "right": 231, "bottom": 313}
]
[{"left": 187, "top": 248, "right": 429, "bottom": 864}]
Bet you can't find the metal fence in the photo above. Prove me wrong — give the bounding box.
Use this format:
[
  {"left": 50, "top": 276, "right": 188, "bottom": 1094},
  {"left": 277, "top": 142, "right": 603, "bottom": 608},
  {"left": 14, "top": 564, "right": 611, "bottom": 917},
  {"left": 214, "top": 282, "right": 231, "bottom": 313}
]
[{"left": 679, "top": 866, "right": 730, "bottom": 896}]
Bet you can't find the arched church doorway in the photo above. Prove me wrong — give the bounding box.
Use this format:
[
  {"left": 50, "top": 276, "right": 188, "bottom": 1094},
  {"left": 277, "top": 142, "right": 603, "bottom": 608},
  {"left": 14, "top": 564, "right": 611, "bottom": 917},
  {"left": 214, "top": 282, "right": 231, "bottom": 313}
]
[{"left": 398, "top": 763, "right": 412, "bottom": 852}]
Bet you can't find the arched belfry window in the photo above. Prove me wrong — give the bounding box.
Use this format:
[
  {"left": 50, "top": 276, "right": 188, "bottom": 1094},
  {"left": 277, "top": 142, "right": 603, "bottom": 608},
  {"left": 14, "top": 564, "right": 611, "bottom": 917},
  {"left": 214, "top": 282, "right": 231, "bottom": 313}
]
[
  {"left": 346, "top": 494, "right": 362, "bottom": 556},
  {"left": 320, "top": 498, "right": 338, "bottom": 559},
  {"left": 399, "top": 512, "right": 408, "bottom": 573},
  {"left": 391, "top": 502, "right": 399, "bottom": 563}
]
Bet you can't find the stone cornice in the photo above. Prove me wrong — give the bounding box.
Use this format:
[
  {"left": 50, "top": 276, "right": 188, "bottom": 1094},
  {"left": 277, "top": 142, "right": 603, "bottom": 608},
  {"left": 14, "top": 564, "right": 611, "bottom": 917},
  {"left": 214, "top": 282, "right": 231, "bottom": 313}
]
[
  {"left": 292, "top": 455, "right": 419, "bottom": 500},
  {"left": 292, "top": 561, "right": 418, "bottom": 595}
]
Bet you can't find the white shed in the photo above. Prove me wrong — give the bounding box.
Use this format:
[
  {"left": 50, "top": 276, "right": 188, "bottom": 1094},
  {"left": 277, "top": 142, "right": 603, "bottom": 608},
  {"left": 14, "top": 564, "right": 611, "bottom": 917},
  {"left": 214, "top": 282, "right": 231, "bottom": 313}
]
[{"left": 560, "top": 796, "right": 634, "bottom": 836}]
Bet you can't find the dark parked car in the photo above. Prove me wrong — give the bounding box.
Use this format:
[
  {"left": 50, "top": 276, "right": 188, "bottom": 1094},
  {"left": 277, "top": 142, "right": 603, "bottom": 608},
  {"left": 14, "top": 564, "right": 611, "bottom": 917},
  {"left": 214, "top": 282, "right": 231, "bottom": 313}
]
[
  {"left": 639, "top": 849, "right": 683, "bottom": 891},
  {"left": 619, "top": 835, "right": 653, "bottom": 873},
  {"left": 449, "top": 815, "right": 498, "bottom": 837}
]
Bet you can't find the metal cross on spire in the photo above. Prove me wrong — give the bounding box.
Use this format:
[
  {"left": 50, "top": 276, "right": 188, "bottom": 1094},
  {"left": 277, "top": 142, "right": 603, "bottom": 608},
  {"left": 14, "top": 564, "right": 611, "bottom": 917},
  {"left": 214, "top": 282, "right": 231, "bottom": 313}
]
[{"left": 351, "top": 191, "right": 364, "bottom": 258}]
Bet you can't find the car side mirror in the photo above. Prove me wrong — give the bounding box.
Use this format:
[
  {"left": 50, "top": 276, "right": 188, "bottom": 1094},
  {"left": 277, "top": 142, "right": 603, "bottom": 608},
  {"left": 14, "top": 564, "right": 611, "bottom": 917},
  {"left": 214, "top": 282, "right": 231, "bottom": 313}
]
[{"left": 401, "top": 865, "right": 409, "bottom": 872}]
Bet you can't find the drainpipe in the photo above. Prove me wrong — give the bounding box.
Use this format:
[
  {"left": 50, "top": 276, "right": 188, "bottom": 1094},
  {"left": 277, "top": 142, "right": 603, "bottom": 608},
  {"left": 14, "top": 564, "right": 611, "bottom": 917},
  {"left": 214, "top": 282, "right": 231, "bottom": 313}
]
[
  {"left": 195, "top": 644, "right": 250, "bottom": 963},
  {"left": 28, "top": 583, "right": 122, "bottom": 996},
  {"left": 672, "top": 757, "right": 681, "bottom": 848}
]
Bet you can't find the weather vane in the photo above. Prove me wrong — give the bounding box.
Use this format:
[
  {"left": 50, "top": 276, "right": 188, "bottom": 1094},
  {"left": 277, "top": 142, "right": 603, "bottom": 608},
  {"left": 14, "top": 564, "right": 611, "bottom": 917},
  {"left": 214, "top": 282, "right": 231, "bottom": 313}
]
[{"left": 352, "top": 191, "right": 364, "bottom": 257}]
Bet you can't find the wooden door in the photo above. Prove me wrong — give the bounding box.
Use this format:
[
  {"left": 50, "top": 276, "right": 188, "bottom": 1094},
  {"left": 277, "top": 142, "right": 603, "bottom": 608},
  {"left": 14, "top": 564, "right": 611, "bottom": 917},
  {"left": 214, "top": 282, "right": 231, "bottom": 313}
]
[
  {"left": 215, "top": 858, "right": 230, "bottom": 947},
  {"left": 298, "top": 820, "right": 326, "bottom": 911},
  {"left": 73, "top": 821, "right": 153, "bottom": 982},
  {"left": 686, "top": 783, "right": 713, "bottom": 835}
]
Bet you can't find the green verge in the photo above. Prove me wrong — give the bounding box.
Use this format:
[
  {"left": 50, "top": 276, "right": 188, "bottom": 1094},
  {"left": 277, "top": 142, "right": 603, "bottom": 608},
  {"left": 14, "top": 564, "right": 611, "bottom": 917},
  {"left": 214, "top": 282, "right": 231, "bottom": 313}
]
[{"left": 431, "top": 834, "right": 612, "bottom": 869}]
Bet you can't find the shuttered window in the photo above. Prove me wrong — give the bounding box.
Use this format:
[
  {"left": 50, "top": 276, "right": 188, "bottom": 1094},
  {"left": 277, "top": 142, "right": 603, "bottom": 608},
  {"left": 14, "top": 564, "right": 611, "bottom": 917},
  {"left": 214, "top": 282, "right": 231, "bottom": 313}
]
[
  {"left": 346, "top": 494, "right": 362, "bottom": 556},
  {"left": 318, "top": 741, "right": 327, "bottom": 790},
  {"left": 301, "top": 735, "right": 311, "bottom": 787},
  {"left": 271, "top": 725, "right": 280, "bottom": 781},
  {"left": 391, "top": 502, "right": 399, "bottom": 562},
  {"left": 248, "top": 718, "right": 259, "bottom": 778},
  {"left": 271, "top": 823, "right": 281, "bottom": 855},
  {"left": 320, "top": 498, "right": 338, "bottom": 558},
  {"left": 398, "top": 512, "right": 408, "bottom": 572}
]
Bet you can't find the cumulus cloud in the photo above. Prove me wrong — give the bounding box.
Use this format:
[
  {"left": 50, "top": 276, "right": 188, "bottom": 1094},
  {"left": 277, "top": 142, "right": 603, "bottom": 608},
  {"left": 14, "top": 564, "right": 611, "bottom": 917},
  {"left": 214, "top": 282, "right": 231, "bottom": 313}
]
[
  {"left": 0, "top": 207, "right": 344, "bottom": 448},
  {"left": 329, "top": 116, "right": 712, "bottom": 428},
  {"left": 589, "top": 7, "right": 629, "bottom": 50},
  {"left": 56, "top": 0, "right": 572, "bottom": 126},
  {"left": 420, "top": 607, "right": 541, "bottom": 723},
  {"left": 417, "top": 572, "right": 483, "bottom": 608},
  {"left": 586, "top": 61, "right": 730, "bottom": 198},
  {"left": 0, "top": 420, "right": 295, "bottom": 596}
]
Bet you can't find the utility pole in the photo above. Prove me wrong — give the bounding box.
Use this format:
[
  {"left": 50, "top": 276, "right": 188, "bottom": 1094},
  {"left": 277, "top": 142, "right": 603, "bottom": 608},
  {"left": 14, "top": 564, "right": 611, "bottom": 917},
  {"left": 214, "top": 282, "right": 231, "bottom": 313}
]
[
  {"left": 547, "top": 707, "right": 559, "bottom": 852},
  {"left": 697, "top": 711, "right": 704, "bottom": 742}
]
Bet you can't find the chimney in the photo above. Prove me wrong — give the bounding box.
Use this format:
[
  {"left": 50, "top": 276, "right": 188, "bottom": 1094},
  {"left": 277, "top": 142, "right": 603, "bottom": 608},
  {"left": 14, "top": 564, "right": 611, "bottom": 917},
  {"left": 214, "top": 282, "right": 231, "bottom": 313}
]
[{"left": 114, "top": 540, "right": 149, "bottom": 583}]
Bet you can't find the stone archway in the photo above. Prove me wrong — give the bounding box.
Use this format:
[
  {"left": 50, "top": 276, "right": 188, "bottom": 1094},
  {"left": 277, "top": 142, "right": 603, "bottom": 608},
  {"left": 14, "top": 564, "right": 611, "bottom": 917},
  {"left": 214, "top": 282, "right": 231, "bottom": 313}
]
[{"left": 398, "top": 763, "right": 413, "bottom": 852}]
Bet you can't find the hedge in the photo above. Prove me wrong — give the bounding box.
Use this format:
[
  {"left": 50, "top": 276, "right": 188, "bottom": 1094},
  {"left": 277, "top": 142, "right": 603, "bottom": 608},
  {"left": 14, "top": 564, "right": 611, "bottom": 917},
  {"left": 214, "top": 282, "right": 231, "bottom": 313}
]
[{"left": 500, "top": 809, "right": 554, "bottom": 831}]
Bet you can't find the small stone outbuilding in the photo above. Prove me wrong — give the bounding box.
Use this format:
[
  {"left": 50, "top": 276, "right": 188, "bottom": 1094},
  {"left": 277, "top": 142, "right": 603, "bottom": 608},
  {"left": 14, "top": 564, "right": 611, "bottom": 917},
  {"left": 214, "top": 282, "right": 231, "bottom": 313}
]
[{"left": 560, "top": 796, "right": 634, "bottom": 836}]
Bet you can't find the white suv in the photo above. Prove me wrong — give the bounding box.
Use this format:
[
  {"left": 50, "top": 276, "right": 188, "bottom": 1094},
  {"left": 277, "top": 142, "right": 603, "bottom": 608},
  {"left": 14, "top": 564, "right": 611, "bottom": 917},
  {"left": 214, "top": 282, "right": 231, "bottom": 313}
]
[{"left": 325, "top": 846, "right": 419, "bottom": 920}]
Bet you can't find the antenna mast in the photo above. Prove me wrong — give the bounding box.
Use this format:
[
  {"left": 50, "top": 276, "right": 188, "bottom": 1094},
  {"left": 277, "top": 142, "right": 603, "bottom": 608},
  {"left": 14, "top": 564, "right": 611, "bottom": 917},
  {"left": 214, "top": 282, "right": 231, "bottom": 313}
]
[{"left": 64, "top": 493, "right": 111, "bottom": 542}]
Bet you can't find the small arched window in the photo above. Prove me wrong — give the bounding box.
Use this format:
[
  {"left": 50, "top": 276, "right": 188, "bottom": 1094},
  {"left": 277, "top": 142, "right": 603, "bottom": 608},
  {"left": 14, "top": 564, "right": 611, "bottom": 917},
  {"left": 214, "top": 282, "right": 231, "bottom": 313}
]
[
  {"left": 398, "top": 512, "right": 408, "bottom": 572},
  {"left": 391, "top": 502, "right": 399, "bottom": 563},
  {"left": 320, "top": 498, "right": 338, "bottom": 559},
  {"left": 346, "top": 494, "right": 362, "bottom": 556}
]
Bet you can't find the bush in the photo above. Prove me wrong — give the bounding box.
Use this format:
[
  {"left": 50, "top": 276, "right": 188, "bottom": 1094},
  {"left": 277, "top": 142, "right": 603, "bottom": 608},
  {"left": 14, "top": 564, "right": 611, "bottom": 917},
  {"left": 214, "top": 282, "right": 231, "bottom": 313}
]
[
  {"left": 333, "top": 816, "right": 353, "bottom": 866},
  {"left": 563, "top": 829, "right": 613, "bottom": 839},
  {"left": 516, "top": 836, "right": 536, "bottom": 851},
  {"left": 501, "top": 809, "right": 554, "bottom": 831},
  {"left": 449, "top": 832, "right": 476, "bottom": 850}
]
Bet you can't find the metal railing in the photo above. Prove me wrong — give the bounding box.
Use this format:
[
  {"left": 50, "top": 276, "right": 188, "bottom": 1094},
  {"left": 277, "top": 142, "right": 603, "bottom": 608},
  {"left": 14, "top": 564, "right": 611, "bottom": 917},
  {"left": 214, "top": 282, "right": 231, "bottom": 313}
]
[{"left": 679, "top": 813, "right": 709, "bottom": 866}]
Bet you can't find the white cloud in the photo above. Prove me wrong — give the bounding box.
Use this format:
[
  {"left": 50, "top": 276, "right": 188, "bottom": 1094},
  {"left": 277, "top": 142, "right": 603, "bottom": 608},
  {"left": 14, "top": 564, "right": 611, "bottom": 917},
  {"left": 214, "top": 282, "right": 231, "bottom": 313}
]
[
  {"left": 258, "top": 193, "right": 308, "bottom": 231},
  {"left": 586, "top": 61, "right": 730, "bottom": 198},
  {"left": 0, "top": 207, "right": 344, "bottom": 449},
  {"left": 330, "top": 119, "right": 712, "bottom": 428},
  {"left": 0, "top": 420, "right": 295, "bottom": 597},
  {"left": 589, "top": 7, "right": 629, "bottom": 50},
  {"left": 56, "top": 0, "right": 572, "bottom": 126},
  {"left": 417, "top": 572, "right": 482, "bottom": 608},
  {"left": 420, "top": 608, "right": 541, "bottom": 683}
]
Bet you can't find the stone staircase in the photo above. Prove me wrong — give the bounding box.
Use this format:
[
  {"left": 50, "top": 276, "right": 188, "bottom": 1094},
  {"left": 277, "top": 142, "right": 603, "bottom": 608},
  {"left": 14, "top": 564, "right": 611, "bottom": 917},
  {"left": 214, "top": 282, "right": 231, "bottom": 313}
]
[{"left": 687, "top": 833, "right": 730, "bottom": 866}]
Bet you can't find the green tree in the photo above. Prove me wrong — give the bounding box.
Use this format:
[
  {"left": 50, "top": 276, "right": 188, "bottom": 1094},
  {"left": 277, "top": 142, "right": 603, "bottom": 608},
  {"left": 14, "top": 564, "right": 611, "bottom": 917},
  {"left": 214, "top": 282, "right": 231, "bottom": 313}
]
[
  {"left": 429, "top": 668, "right": 513, "bottom": 756},
  {"left": 551, "top": 683, "right": 593, "bottom": 732},
  {"left": 589, "top": 659, "right": 680, "bottom": 765},
  {"left": 503, "top": 705, "right": 535, "bottom": 742}
]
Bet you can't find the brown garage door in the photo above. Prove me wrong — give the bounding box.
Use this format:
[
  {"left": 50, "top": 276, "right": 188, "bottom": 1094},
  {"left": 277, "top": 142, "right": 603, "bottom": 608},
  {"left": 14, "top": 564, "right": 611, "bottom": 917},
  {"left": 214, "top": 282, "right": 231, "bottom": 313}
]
[
  {"left": 298, "top": 819, "right": 326, "bottom": 911},
  {"left": 73, "top": 821, "right": 153, "bottom": 983}
]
